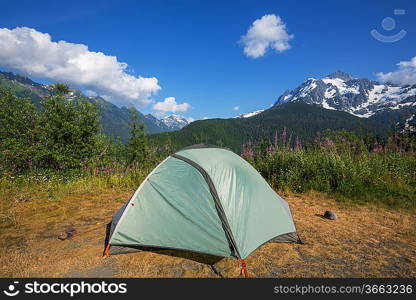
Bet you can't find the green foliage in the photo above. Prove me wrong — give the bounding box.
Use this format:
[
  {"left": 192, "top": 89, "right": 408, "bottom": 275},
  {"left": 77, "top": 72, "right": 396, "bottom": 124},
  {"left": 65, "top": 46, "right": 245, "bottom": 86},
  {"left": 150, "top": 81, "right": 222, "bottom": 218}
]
[
  {"left": 249, "top": 130, "right": 416, "bottom": 210},
  {"left": 0, "top": 90, "right": 40, "bottom": 170},
  {"left": 0, "top": 87, "right": 100, "bottom": 171},
  {"left": 126, "top": 107, "right": 148, "bottom": 164},
  {"left": 0, "top": 87, "right": 168, "bottom": 174},
  {"left": 50, "top": 83, "right": 71, "bottom": 96},
  {"left": 38, "top": 91, "right": 100, "bottom": 169}
]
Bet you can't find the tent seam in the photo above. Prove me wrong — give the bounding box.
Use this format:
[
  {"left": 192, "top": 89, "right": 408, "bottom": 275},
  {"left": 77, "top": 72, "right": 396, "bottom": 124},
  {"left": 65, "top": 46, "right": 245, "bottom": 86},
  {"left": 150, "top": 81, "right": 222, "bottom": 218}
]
[
  {"left": 108, "top": 156, "right": 171, "bottom": 245},
  {"left": 171, "top": 153, "right": 241, "bottom": 259},
  {"left": 173, "top": 144, "right": 234, "bottom": 154}
]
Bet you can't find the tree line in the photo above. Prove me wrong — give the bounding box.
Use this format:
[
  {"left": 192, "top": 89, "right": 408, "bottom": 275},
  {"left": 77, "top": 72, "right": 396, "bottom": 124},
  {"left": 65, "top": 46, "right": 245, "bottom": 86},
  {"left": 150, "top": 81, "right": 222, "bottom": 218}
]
[{"left": 0, "top": 84, "right": 150, "bottom": 173}]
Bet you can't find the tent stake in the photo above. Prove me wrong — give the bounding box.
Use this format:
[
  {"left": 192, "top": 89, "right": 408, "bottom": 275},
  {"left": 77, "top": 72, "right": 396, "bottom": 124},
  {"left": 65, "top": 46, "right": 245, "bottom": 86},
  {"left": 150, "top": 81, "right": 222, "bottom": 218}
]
[
  {"left": 239, "top": 259, "right": 249, "bottom": 278},
  {"left": 104, "top": 244, "right": 111, "bottom": 257}
]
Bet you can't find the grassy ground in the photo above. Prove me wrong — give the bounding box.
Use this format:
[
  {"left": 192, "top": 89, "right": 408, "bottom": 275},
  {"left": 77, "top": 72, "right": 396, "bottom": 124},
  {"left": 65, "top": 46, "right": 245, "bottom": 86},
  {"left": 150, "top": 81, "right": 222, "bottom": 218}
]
[{"left": 1, "top": 179, "right": 415, "bottom": 278}]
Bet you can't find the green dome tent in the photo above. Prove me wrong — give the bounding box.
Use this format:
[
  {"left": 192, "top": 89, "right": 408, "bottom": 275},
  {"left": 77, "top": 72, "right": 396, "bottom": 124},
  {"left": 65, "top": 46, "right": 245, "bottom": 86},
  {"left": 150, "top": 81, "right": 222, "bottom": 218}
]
[{"left": 105, "top": 144, "right": 301, "bottom": 274}]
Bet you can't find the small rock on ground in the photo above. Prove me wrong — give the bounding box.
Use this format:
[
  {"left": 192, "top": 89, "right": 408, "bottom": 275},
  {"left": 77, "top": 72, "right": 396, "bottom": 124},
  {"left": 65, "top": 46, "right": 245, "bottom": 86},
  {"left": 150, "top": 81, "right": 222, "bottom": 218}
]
[{"left": 323, "top": 210, "right": 337, "bottom": 220}]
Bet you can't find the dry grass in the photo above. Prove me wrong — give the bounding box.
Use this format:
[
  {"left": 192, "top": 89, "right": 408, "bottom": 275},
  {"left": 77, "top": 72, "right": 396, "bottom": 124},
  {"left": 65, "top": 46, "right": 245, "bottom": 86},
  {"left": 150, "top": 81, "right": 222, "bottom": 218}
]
[
  {"left": 0, "top": 186, "right": 415, "bottom": 278},
  {"left": 0, "top": 184, "right": 132, "bottom": 277}
]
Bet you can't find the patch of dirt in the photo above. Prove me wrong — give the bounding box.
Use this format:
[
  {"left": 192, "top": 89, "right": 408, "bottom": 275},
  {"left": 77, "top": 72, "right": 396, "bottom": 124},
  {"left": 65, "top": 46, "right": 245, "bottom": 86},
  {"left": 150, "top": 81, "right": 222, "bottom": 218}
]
[
  {"left": 66, "top": 257, "right": 118, "bottom": 278},
  {"left": 0, "top": 189, "right": 415, "bottom": 278}
]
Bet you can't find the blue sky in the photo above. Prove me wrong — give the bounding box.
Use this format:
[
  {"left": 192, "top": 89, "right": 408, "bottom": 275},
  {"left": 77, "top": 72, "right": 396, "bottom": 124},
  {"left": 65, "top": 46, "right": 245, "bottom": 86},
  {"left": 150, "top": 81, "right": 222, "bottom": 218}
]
[{"left": 0, "top": 0, "right": 415, "bottom": 120}]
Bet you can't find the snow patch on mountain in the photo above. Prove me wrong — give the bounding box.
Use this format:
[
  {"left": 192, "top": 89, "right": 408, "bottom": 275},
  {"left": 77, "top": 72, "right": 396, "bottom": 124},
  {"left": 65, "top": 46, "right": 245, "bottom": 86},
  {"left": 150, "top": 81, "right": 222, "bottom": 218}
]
[
  {"left": 321, "top": 77, "right": 360, "bottom": 95},
  {"left": 404, "top": 114, "right": 416, "bottom": 132},
  {"left": 235, "top": 109, "right": 265, "bottom": 118},
  {"left": 159, "top": 114, "right": 191, "bottom": 130}
]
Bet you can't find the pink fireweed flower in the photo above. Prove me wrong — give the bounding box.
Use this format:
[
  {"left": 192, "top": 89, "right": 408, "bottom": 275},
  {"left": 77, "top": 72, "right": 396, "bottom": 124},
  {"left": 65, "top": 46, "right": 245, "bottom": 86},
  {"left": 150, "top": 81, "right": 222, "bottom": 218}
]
[
  {"left": 315, "top": 132, "right": 322, "bottom": 147},
  {"left": 295, "top": 136, "right": 302, "bottom": 151},
  {"left": 371, "top": 141, "right": 383, "bottom": 153},
  {"left": 241, "top": 141, "right": 254, "bottom": 159},
  {"left": 323, "top": 138, "right": 335, "bottom": 150},
  {"left": 282, "top": 128, "right": 287, "bottom": 146},
  {"left": 274, "top": 130, "right": 278, "bottom": 148},
  {"left": 267, "top": 145, "right": 275, "bottom": 155}
]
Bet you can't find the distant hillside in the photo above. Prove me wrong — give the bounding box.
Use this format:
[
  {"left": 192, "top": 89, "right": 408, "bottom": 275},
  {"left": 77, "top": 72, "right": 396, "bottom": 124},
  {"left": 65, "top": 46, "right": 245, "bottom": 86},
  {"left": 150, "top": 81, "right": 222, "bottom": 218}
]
[
  {"left": 150, "top": 102, "right": 390, "bottom": 153},
  {"left": 0, "top": 71, "right": 47, "bottom": 106},
  {"left": 89, "top": 95, "right": 165, "bottom": 142}
]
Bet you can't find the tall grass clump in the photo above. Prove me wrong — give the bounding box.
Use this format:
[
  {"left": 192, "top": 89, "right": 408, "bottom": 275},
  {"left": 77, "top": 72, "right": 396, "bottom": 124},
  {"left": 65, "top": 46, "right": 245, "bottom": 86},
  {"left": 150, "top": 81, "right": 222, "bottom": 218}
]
[{"left": 242, "top": 129, "right": 416, "bottom": 210}]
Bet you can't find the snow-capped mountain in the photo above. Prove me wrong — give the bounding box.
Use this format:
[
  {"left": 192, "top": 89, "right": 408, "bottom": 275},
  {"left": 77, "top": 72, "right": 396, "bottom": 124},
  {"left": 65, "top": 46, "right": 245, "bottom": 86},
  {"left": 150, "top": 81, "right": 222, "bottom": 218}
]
[
  {"left": 274, "top": 70, "right": 416, "bottom": 119},
  {"left": 235, "top": 109, "right": 265, "bottom": 118},
  {"left": 160, "top": 114, "right": 191, "bottom": 130}
]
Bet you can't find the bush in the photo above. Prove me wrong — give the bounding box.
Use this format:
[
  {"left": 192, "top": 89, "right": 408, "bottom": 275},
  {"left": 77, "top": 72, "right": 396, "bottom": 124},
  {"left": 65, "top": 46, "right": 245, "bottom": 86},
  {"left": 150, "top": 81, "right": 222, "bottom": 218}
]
[
  {"left": 0, "top": 86, "right": 101, "bottom": 171},
  {"left": 0, "top": 90, "right": 40, "bottom": 170},
  {"left": 38, "top": 90, "right": 100, "bottom": 169}
]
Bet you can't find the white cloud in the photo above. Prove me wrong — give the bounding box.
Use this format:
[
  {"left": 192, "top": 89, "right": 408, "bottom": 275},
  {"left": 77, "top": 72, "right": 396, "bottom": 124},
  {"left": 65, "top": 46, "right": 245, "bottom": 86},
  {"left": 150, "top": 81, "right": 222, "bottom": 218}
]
[
  {"left": 0, "top": 27, "right": 160, "bottom": 107},
  {"left": 152, "top": 96, "right": 190, "bottom": 113},
  {"left": 233, "top": 106, "right": 240, "bottom": 110},
  {"left": 84, "top": 90, "right": 98, "bottom": 97},
  {"left": 240, "top": 14, "right": 293, "bottom": 58},
  {"left": 152, "top": 111, "right": 167, "bottom": 118},
  {"left": 377, "top": 56, "right": 416, "bottom": 86},
  {"left": 202, "top": 117, "right": 209, "bottom": 120}
]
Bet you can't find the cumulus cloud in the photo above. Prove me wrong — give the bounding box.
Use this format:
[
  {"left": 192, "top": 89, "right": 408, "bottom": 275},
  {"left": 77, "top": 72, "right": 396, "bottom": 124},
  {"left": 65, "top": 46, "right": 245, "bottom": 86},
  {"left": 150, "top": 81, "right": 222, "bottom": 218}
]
[
  {"left": 233, "top": 106, "right": 240, "bottom": 110},
  {"left": 240, "top": 14, "right": 293, "bottom": 58},
  {"left": 377, "top": 56, "right": 416, "bottom": 86},
  {"left": 0, "top": 27, "right": 160, "bottom": 107},
  {"left": 152, "top": 97, "right": 190, "bottom": 113}
]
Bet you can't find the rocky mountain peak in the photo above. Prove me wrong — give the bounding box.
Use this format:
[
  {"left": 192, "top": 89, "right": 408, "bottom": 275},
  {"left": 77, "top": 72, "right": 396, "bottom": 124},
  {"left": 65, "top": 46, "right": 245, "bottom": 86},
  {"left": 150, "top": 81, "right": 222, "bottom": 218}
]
[
  {"left": 325, "top": 70, "right": 354, "bottom": 81},
  {"left": 160, "top": 114, "right": 190, "bottom": 130}
]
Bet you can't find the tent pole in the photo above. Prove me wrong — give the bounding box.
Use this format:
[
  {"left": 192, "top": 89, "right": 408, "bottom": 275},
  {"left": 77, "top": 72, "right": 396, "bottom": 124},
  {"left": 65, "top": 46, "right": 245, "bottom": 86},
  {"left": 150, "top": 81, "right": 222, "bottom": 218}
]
[{"left": 239, "top": 259, "right": 249, "bottom": 278}]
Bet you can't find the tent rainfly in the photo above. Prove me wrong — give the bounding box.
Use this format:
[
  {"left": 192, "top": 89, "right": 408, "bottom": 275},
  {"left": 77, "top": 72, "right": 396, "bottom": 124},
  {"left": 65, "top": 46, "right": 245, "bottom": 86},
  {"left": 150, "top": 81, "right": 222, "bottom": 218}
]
[{"left": 105, "top": 144, "right": 301, "bottom": 277}]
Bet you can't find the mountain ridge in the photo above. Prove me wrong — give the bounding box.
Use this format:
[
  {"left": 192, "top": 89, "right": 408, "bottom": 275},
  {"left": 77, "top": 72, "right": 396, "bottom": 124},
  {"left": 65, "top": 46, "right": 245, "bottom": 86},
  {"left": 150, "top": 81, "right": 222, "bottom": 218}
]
[
  {"left": 274, "top": 71, "right": 416, "bottom": 125},
  {"left": 150, "top": 102, "right": 390, "bottom": 153}
]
